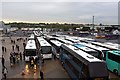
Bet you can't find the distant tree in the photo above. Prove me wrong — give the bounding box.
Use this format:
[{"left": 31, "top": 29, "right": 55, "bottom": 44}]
[
  {"left": 99, "top": 23, "right": 102, "bottom": 26},
  {"left": 18, "top": 26, "right": 21, "bottom": 30},
  {"left": 73, "top": 27, "right": 76, "bottom": 31}
]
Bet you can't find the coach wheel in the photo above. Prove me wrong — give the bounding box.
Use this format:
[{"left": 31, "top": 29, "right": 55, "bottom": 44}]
[{"left": 113, "top": 69, "right": 118, "bottom": 75}]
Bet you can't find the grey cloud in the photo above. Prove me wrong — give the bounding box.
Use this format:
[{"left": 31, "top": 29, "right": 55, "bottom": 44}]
[{"left": 2, "top": 2, "right": 118, "bottom": 24}]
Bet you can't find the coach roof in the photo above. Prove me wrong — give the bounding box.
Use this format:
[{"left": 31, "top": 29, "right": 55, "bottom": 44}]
[{"left": 25, "top": 40, "right": 36, "bottom": 49}]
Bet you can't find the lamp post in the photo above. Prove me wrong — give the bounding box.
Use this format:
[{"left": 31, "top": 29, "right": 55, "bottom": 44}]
[{"left": 92, "top": 16, "right": 94, "bottom": 33}]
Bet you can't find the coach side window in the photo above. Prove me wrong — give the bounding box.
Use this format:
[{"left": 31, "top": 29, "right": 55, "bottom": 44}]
[{"left": 108, "top": 52, "right": 120, "bottom": 63}]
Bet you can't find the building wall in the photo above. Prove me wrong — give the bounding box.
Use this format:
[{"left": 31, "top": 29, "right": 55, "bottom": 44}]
[{"left": 0, "top": 21, "right": 11, "bottom": 33}]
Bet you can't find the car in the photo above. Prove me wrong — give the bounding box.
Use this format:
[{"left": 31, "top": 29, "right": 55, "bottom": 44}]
[{"left": 95, "top": 34, "right": 106, "bottom": 38}]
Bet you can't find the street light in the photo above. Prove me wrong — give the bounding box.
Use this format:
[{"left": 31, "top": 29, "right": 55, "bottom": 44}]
[{"left": 92, "top": 16, "right": 94, "bottom": 32}]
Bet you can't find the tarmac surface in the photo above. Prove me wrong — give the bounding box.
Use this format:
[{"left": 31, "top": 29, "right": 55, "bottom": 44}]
[
  {"left": 1, "top": 36, "right": 69, "bottom": 79},
  {"left": 1, "top": 30, "right": 120, "bottom": 80}
]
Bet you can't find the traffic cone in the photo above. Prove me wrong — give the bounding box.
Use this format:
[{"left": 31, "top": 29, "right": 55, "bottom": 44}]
[
  {"left": 34, "top": 69, "right": 36, "bottom": 73},
  {"left": 21, "top": 68, "right": 25, "bottom": 76},
  {"left": 34, "top": 65, "right": 36, "bottom": 73}
]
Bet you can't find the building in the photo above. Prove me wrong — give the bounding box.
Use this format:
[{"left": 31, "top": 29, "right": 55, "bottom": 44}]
[
  {"left": 0, "top": 21, "right": 11, "bottom": 34},
  {"left": 112, "top": 29, "right": 120, "bottom": 35}
]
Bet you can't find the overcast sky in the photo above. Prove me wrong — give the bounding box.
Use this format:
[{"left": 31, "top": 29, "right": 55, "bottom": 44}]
[{"left": 0, "top": 1, "right": 119, "bottom": 24}]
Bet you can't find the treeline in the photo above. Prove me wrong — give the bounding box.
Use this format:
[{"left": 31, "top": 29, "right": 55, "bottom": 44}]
[{"left": 6, "top": 22, "right": 85, "bottom": 30}]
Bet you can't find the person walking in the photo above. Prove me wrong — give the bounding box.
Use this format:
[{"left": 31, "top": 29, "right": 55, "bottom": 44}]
[
  {"left": 20, "top": 52, "right": 22, "bottom": 61},
  {"left": 2, "top": 46, "right": 4, "bottom": 52},
  {"left": 9, "top": 55, "right": 13, "bottom": 66},
  {"left": 2, "top": 67, "right": 8, "bottom": 79},
  {"left": 16, "top": 45, "right": 18, "bottom": 51},
  {"left": 12, "top": 45, "right": 14, "bottom": 51},
  {"left": 1, "top": 55, "right": 5, "bottom": 68},
  {"left": 11, "top": 40, "right": 13, "bottom": 43},
  {"left": 40, "top": 70, "right": 44, "bottom": 80},
  {"left": 14, "top": 40, "right": 15, "bottom": 44},
  {"left": 17, "top": 45, "right": 19, "bottom": 52},
  {"left": 23, "top": 42, "right": 26, "bottom": 51},
  {"left": 31, "top": 57, "right": 34, "bottom": 68},
  {"left": 13, "top": 56, "right": 16, "bottom": 64},
  {"left": 35, "top": 57, "right": 38, "bottom": 64},
  {"left": 10, "top": 52, "right": 13, "bottom": 57},
  {"left": 13, "top": 52, "right": 16, "bottom": 56}
]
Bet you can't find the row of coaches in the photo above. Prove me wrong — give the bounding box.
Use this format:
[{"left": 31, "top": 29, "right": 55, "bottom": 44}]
[
  {"left": 25, "top": 32, "right": 119, "bottom": 79},
  {"left": 60, "top": 43, "right": 108, "bottom": 79},
  {"left": 64, "top": 36, "right": 120, "bottom": 76},
  {"left": 85, "top": 41, "right": 120, "bottom": 76},
  {"left": 46, "top": 34, "right": 120, "bottom": 77},
  {"left": 45, "top": 34, "right": 109, "bottom": 79},
  {"left": 24, "top": 33, "right": 52, "bottom": 63}
]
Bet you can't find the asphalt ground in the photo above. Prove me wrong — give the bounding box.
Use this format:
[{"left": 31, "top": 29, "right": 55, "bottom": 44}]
[
  {"left": 1, "top": 36, "right": 69, "bottom": 80},
  {"left": 1, "top": 30, "right": 120, "bottom": 80}
]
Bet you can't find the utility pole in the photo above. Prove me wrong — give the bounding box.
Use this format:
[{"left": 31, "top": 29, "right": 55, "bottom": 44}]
[{"left": 92, "top": 16, "right": 94, "bottom": 32}]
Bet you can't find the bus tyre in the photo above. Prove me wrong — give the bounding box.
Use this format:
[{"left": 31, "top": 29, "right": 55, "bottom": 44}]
[{"left": 113, "top": 69, "right": 118, "bottom": 75}]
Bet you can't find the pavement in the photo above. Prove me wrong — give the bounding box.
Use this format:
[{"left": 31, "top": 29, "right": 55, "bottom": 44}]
[{"left": 1, "top": 36, "right": 69, "bottom": 79}]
